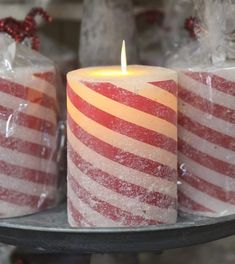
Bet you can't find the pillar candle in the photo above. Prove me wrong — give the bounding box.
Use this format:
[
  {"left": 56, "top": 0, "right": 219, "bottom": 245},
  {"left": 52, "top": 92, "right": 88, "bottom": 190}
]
[
  {"left": 178, "top": 67, "right": 235, "bottom": 217},
  {"left": 0, "top": 65, "right": 59, "bottom": 218},
  {"left": 67, "top": 65, "right": 178, "bottom": 227}
]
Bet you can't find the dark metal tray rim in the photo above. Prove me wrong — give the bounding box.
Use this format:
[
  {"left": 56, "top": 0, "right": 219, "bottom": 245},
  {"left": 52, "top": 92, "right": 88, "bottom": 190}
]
[{"left": 0, "top": 209, "right": 234, "bottom": 234}]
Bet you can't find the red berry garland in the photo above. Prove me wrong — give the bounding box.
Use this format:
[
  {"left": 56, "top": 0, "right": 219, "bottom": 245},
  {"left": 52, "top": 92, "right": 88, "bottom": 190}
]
[
  {"left": 0, "top": 7, "right": 52, "bottom": 50},
  {"left": 185, "top": 16, "right": 199, "bottom": 39}
]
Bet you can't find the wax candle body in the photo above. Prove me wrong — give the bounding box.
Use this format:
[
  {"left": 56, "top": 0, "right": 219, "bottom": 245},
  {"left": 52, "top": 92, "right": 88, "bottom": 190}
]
[
  {"left": 178, "top": 67, "right": 235, "bottom": 217},
  {"left": 67, "top": 65, "right": 178, "bottom": 227},
  {"left": 0, "top": 66, "right": 59, "bottom": 218}
]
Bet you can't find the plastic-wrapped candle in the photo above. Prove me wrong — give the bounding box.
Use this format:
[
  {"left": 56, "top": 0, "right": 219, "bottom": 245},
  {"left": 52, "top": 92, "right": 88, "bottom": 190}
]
[
  {"left": 178, "top": 66, "right": 235, "bottom": 217},
  {"left": 67, "top": 41, "right": 178, "bottom": 227},
  {"left": 0, "top": 34, "right": 62, "bottom": 218},
  {"left": 168, "top": 0, "right": 235, "bottom": 217}
]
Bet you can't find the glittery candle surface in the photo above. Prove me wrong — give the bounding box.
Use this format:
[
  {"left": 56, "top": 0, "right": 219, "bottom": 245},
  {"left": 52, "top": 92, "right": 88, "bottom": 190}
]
[
  {"left": 67, "top": 65, "right": 178, "bottom": 227},
  {"left": 178, "top": 68, "right": 235, "bottom": 217}
]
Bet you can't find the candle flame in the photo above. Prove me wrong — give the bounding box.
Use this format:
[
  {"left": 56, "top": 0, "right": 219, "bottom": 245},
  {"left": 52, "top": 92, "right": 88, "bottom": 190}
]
[{"left": 121, "top": 40, "right": 127, "bottom": 74}]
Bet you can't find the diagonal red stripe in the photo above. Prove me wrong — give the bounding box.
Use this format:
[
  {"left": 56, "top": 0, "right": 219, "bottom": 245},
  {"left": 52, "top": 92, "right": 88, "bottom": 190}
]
[
  {"left": 0, "top": 104, "right": 56, "bottom": 136},
  {"left": 0, "top": 132, "right": 53, "bottom": 160},
  {"left": 68, "top": 174, "right": 161, "bottom": 226},
  {"left": 178, "top": 139, "right": 235, "bottom": 178},
  {"left": 0, "top": 186, "right": 54, "bottom": 209},
  {"left": 178, "top": 112, "right": 235, "bottom": 151},
  {"left": 178, "top": 190, "right": 213, "bottom": 213},
  {"left": 0, "top": 77, "right": 57, "bottom": 110},
  {"left": 81, "top": 81, "right": 177, "bottom": 125},
  {"left": 184, "top": 71, "right": 235, "bottom": 96},
  {"left": 0, "top": 160, "right": 57, "bottom": 185},
  {"left": 68, "top": 114, "right": 177, "bottom": 182},
  {"left": 68, "top": 199, "right": 94, "bottom": 227},
  {"left": 34, "top": 71, "right": 56, "bottom": 86},
  {"left": 68, "top": 85, "right": 177, "bottom": 154},
  {"left": 179, "top": 168, "right": 235, "bottom": 205},
  {"left": 149, "top": 80, "right": 177, "bottom": 96},
  {"left": 179, "top": 86, "right": 235, "bottom": 124},
  {"left": 68, "top": 144, "right": 176, "bottom": 209}
]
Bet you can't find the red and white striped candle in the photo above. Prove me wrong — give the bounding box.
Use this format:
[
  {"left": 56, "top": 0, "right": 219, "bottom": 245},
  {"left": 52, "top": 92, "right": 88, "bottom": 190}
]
[
  {"left": 67, "top": 65, "right": 178, "bottom": 227},
  {"left": 178, "top": 67, "right": 235, "bottom": 217},
  {"left": 0, "top": 66, "right": 59, "bottom": 218}
]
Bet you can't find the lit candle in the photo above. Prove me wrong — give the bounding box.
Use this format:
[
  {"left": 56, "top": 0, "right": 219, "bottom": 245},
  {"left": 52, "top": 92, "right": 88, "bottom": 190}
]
[{"left": 67, "top": 42, "right": 178, "bottom": 227}]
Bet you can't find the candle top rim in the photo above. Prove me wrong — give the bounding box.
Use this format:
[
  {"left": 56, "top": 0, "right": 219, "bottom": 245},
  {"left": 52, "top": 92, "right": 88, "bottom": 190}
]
[{"left": 67, "top": 65, "right": 177, "bottom": 82}]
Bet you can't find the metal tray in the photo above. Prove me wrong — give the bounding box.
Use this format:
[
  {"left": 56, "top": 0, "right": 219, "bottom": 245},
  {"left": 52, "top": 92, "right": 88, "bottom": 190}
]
[{"left": 0, "top": 203, "right": 235, "bottom": 254}]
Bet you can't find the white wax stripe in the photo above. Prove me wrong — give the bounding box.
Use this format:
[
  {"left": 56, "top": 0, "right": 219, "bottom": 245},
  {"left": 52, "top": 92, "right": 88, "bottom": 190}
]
[
  {"left": 179, "top": 73, "right": 235, "bottom": 110},
  {"left": 179, "top": 206, "right": 219, "bottom": 218},
  {"left": 180, "top": 180, "right": 235, "bottom": 214},
  {"left": 13, "top": 71, "right": 57, "bottom": 98},
  {"left": 68, "top": 99, "right": 177, "bottom": 170},
  {"left": 0, "top": 119, "right": 55, "bottom": 147},
  {"left": 111, "top": 80, "right": 177, "bottom": 112},
  {"left": 68, "top": 213, "right": 79, "bottom": 227},
  {"left": 69, "top": 160, "right": 177, "bottom": 223},
  {"left": 215, "top": 70, "right": 235, "bottom": 83},
  {"left": 68, "top": 212, "right": 93, "bottom": 228},
  {"left": 69, "top": 81, "right": 177, "bottom": 141},
  {"left": 0, "top": 173, "right": 56, "bottom": 198},
  {"left": 0, "top": 200, "right": 35, "bottom": 218},
  {"left": 179, "top": 126, "right": 235, "bottom": 165},
  {"left": 68, "top": 127, "right": 177, "bottom": 198},
  {"left": 67, "top": 198, "right": 91, "bottom": 227},
  {"left": 68, "top": 185, "right": 120, "bottom": 227},
  {"left": 179, "top": 153, "right": 235, "bottom": 191},
  {"left": 0, "top": 91, "right": 56, "bottom": 125},
  {"left": 0, "top": 146, "right": 56, "bottom": 174},
  {"left": 179, "top": 100, "right": 235, "bottom": 138}
]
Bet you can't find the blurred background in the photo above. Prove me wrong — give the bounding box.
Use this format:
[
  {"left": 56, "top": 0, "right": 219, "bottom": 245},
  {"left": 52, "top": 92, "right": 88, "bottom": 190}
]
[
  {"left": 0, "top": 0, "right": 234, "bottom": 263},
  {"left": 0, "top": 0, "right": 195, "bottom": 75}
]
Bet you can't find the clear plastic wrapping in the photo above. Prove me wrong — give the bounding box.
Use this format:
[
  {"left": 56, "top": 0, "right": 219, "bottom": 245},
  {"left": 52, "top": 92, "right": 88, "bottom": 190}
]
[
  {"left": 0, "top": 34, "right": 64, "bottom": 218},
  {"left": 178, "top": 65, "right": 235, "bottom": 217},
  {"left": 168, "top": 0, "right": 235, "bottom": 217}
]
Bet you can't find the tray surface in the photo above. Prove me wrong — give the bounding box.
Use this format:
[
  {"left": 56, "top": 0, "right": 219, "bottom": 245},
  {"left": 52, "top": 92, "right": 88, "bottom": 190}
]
[{"left": 0, "top": 203, "right": 235, "bottom": 253}]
